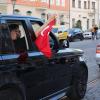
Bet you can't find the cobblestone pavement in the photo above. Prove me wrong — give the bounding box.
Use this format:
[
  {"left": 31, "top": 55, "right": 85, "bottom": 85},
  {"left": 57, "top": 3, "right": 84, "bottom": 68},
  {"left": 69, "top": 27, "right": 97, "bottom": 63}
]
[{"left": 82, "top": 77, "right": 100, "bottom": 100}]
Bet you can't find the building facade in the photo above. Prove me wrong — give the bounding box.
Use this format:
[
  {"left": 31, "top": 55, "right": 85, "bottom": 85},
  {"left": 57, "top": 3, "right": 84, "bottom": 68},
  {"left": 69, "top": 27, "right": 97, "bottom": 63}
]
[
  {"left": 0, "top": 0, "right": 100, "bottom": 30},
  {"left": 6, "top": 0, "right": 69, "bottom": 27},
  {"left": 70, "top": 0, "right": 100, "bottom": 31}
]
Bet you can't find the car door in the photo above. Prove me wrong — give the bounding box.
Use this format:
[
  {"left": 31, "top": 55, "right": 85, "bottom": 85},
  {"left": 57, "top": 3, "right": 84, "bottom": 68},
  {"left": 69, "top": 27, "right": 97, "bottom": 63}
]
[
  {"left": 0, "top": 17, "right": 59, "bottom": 99},
  {"left": 0, "top": 18, "right": 45, "bottom": 99},
  {"left": 25, "top": 19, "right": 72, "bottom": 99}
]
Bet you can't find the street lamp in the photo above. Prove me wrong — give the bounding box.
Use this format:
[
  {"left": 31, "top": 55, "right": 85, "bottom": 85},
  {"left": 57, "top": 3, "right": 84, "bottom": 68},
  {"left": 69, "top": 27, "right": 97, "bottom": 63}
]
[{"left": 11, "top": 0, "right": 16, "bottom": 14}]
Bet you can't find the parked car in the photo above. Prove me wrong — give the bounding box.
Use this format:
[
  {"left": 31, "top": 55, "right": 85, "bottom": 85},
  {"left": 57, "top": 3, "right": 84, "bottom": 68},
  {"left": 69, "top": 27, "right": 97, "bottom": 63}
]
[
  {"left": 0, "top": 15, "right": 88, "bottom": 100},
  {"left": 83, "top": 30, "right": 92, "bottom": 39},
  {"left": 67, "top": 28, "right": 84, "bottom": 42},
  {"left": 52, "top": 25, "right": 69, "bottom": 48}
]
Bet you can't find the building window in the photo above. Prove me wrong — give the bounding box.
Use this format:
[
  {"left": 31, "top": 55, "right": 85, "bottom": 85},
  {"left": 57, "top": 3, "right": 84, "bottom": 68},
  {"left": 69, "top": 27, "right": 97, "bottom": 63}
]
[
  {"left": 26, "top": 11, "right": 32, "bottom": 16},
  {"left": 72, "top": 18, "right": 75, "bottom": 28},
  {"left": 56, "top": 0, "right": 60, "bottom": 6},
  {"left": 78, "top": 0, "right": 81, "bottom": 8},
  {"left": 84, "top": 1, "right": 87, "bottom": 9},
  {"left": 62, "top": 0, "right": 65, "bottom": 6},
  {"left": 41, "top": 0, "right": 47, "bottom": 2},
  {"left": 92, "top": 2, "right": 95, "bottom": 9},
  {"left": 92, "top": 19, "right": 95, "bottom": 26},
  {"left": 14, "top": 9, "right": 20, "bottom": 15},
  {"left": 49, "top": 0, "right": 54, "bottom": 4},
  {"left": 88, "top": 1, "right": 90, "bottom": 9},
  {"left": 72, "top": 0, "right": 75, "bottom": 8}
]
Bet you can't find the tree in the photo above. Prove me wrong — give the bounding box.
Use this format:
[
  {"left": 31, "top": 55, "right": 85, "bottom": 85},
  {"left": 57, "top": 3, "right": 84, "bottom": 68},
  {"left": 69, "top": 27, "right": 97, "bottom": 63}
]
[{"left": 75, "top": 20, "right": 82, "bottom": 29}]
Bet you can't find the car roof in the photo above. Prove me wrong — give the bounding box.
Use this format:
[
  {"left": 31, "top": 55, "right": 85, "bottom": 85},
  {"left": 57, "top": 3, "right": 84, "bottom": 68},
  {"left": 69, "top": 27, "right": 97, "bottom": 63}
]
[{"left": 0, "top": 14, "right": 43, "bottom": 22}]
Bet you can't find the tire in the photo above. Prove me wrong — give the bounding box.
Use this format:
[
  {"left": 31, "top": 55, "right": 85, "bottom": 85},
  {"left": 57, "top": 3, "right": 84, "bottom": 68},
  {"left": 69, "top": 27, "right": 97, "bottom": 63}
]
[
  {"left": 0, "top": 87, "right": 24, "bottom": 100},
  {"left": 67, "top": 62, "right": 88, "bottom": 100},
  {"left": 80, "top": 36, "right": 84, "bottom": 41}
]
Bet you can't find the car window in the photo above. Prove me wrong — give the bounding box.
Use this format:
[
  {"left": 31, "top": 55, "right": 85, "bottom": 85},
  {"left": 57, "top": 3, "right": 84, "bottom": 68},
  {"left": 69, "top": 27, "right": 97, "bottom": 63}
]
[
  {"left": 31, "top": 22, "right": 41, "bottom": 37},
  {"left": 0, "top": 23, "right": 14, "bottom": 54},
  {"left": 6, "top": 20, "right": 30, "bottom": 53},
  {"left": 30, "top": 20, "right": 57, "bottom": 51}
]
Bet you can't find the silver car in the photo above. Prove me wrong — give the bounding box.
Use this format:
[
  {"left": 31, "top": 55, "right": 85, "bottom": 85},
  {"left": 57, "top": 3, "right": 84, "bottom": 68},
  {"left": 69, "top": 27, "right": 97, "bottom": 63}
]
[
  {"left": 83, "top": 31, "right": 92, "bottom": 39},
  {"left": 96, "top": 44, "right": 100, "bottom": 67}
]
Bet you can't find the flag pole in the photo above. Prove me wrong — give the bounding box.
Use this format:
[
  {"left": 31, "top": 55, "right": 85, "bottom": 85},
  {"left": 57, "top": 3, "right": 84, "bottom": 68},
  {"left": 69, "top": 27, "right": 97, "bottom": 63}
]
[{"left": 36, "top": 15, "right": 56, "bottom": 37}]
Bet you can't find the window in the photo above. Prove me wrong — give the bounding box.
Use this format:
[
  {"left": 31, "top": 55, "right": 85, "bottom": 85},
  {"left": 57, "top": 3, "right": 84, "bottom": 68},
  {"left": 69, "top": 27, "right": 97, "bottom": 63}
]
[
  {"left": 41, "top": 0, "right": 47, "bottom": 2},
  {"left": 92, "top": 2, "right": 95, "bottom": 9},
  {"left": 30, "top": 20, "right": 55, "bottom": 50},
  {"left": 56, "top": 0, "right": 60, "bottom": 6},
  {"left": 72, "top": 18, "right": 75, "bottom": 28},
  {"left": 72, "top": 0, "right": 75, "bottom": 8},
  {"left": 62, "top": 0, "right": 65, "bottom": 6},
  {"left": 78, "top": 0, "right": 81, "bottom": 8},
  {"left": 0, "top": 23, "right": 14, "bottom": 54},
  {"left": 92, "top": 19, "right": 95, "bottom": 26},
  {"left": 26, "top": 11, "right": 32, "bottom": 16},
  {"left": 7, "top": 21, "right": 30, "bottom": 53},
  {"left": 30, "top": 21, "right": 42, "bottom": 37},
  {"left": 84, "top": 1, "right": 87, "bottom": 9},
  {"left": 50, "top": 0, "right": 54, "bottom": 5},
  {"left": 88, "top": 1, "right": 90, "bottom": 9},
  {"left": 14, "top": 9, "right": 20, "bottom": 15}
]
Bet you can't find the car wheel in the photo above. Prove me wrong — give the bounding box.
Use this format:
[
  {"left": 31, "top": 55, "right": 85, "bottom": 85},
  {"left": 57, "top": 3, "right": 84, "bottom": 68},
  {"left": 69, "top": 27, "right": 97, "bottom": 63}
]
[
  {"left": 67, "top": 62, "right": 88, "bottom": 100},
  {"left": 80, "top": 36, "right": 84, "bottom": 41},
  {"left": 0, "top": 87, "right": 24, "bottom": 100}
]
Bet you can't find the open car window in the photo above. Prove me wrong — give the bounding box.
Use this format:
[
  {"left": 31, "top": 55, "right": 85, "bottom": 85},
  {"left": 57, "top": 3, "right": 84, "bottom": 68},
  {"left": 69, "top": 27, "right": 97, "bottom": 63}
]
[{"left": 0, "top": 23, "right": 14, "bottom": 54}]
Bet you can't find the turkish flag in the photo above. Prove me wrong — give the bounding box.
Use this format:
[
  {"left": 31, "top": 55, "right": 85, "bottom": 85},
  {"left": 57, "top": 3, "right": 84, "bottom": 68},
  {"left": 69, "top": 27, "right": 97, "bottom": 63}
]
[{"left": 34, "top": 16, "right": 56, "bottom": 58}]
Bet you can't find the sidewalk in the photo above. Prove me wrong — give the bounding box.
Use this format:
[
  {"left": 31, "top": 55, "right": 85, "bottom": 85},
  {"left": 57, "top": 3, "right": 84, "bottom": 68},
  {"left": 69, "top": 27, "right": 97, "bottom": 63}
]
[{"left": 83, "top": 78, "right": 100, "bottom": 100}]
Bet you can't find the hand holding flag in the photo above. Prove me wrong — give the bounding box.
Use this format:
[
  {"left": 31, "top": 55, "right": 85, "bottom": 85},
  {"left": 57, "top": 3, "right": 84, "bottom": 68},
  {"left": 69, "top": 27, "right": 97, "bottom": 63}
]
[{"left": 34, "top": 16, "right": 56, "bottom": 58}]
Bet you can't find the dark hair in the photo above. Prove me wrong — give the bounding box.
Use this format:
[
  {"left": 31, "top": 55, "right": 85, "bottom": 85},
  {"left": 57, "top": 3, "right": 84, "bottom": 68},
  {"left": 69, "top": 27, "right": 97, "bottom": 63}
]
[
  {"left": 9, "top": 24, "right": 19, "bottom": 31},
  {"left": 94, "top": 26, "right": 98, "bottom": 30}
]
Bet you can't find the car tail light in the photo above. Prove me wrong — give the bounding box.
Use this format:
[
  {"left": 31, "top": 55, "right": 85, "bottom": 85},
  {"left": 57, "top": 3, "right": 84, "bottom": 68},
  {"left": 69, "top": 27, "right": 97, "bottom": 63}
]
[{"left": 96, "top": 45, "right": 100, "bottom": 53}]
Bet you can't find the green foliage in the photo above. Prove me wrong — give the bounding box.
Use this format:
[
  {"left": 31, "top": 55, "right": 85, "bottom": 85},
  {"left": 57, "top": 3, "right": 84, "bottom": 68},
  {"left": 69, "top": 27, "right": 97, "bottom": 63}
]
[{"left": 75, "top": 20, "right": 82, "bottom": 29}]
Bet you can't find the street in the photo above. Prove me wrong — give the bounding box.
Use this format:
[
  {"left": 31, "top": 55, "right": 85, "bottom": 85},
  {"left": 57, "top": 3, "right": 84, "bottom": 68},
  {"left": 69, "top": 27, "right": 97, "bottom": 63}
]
[{"left": 70, "top": 39, "right": 100, "bottom": 100}]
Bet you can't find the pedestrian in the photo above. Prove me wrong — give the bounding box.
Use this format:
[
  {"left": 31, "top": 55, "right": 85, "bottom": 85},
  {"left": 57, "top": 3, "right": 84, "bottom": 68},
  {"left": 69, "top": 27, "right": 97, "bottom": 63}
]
[
  {"left": 91, "top": 25, "right": 98, "bottom": 40},
  {"left": 94, "top": 26, "right": 98, "bottom": 39}
]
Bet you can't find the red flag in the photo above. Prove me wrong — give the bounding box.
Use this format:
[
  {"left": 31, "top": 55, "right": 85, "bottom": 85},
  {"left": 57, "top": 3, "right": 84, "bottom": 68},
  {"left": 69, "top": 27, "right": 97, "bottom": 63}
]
[{"left": 34, "top": 16, "right": 56, "bottom": 58}]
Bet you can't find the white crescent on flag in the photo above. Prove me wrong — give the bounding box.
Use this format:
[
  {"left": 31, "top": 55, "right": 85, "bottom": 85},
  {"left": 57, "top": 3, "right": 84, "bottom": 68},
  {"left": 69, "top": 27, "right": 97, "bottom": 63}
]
[{"left": 41, "top": 25, "right": 50, "bottom": 36}]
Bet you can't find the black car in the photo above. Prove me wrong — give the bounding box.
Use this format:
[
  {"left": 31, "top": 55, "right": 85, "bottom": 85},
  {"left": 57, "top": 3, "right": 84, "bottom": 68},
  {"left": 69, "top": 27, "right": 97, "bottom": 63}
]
[
  {"left": 68, "top": 28, "right": 84, "bottom": 42},
  {"left": 0, "top": 15, "right": 88, "bottom": 100}
]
